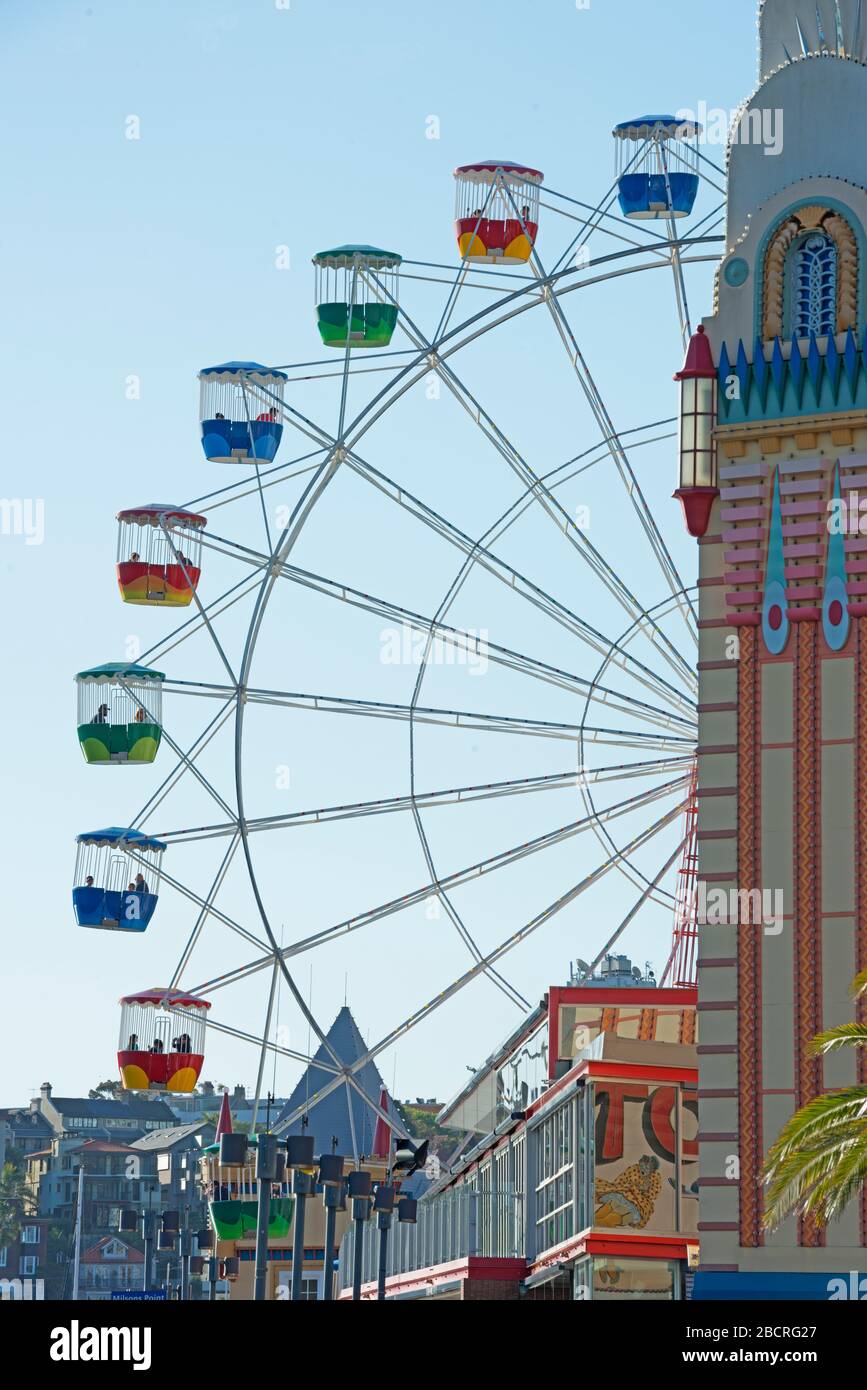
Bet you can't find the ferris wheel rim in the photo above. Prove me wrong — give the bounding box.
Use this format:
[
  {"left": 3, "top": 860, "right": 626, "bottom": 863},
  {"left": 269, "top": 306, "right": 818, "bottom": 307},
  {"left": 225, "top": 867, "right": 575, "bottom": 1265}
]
[{"left": 111, "top": 200, "right": 723, "bottom": 1131}]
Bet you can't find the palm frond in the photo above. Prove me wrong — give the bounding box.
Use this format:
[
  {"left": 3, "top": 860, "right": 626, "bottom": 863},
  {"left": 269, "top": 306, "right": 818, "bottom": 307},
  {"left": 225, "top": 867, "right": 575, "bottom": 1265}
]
[
  {"left": 763, "top": 1088, "right": 867, "bottom": 1165},
  {"left": 811, "top": 1022, "right": 867, "bottom": 1054},
  {"left": 852, "top": 969, "right": 867, "bottom": 999},
  {"left": 763, "top": 1080, "right": 867, "bottom": 1228}
]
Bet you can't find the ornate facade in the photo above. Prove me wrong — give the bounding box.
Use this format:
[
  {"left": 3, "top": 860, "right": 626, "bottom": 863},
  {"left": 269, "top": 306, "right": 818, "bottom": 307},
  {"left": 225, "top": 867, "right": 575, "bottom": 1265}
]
[{"left": 692, "top": 0, "right": 867, "bottom": 1297}]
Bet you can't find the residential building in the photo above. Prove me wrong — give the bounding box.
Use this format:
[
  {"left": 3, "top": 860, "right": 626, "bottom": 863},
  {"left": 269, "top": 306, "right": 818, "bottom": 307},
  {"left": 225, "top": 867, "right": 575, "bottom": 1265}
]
[{"left": 78, "top": 1235, "right": 144, "bottom": 1300}]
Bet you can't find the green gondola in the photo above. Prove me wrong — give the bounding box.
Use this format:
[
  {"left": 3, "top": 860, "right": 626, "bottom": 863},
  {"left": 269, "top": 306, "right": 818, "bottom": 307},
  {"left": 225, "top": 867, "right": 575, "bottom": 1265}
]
[
  {"left": 313, "top": 245, "right": 402, "bottom": 349},
  {"left": 75, "top": 662, "right": 165, "bottom": 765},
  {"left": 208, "top": 1197, "right": 294, "bottom": 1241}
]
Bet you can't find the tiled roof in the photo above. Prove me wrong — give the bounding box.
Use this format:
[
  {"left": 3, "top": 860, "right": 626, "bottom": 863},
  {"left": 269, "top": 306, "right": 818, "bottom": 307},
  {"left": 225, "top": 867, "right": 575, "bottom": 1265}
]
[
  {"left": 49, "top": 1097, "right": 176, "bottom": 1119},
  {"left": 131, "top": 1122, "right": 210, "bottom": 1151},
  {"left": 81, "top": 1236, "right": 144, "bottom": 1265},
  {"left": 70, "top": 1140, "right": 140, "bottom": 1154}
]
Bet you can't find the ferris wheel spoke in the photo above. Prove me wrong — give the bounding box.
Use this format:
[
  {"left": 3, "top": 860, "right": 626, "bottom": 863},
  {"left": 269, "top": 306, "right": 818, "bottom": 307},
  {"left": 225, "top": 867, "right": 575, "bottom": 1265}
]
[
  {"left": 367, "top": 270, "right": 697, "bottom": 693},
  {"left": 342, "top": 449, "right": 697, "bottom": 716},
  {"left": 264, "top": 562, "right": 695, "bottom": 728},
  {"left": 151, "top": 856, "right": 270, "bottom": 953},
  {"left": 204, "top": 1012, "right": 341, "bottom": 1073},
  {"left": 143, "top": 716, "right": 236, "bottom": 822},
  {"left": 657, "top": 143, "right": 693, "bottom": 349},
  {"left": 587, "top": 836, "right": 687, "bottom": 976},
  {"left": 183, "top": 446, "right": 329, "bottom": 514},
  {"left": 504, "top": 197, "right": 698, "bottom": 649},
  {"left": 193, "top": 403, "right": 695, "bottom": 717},
  {"left": 129, "top": 699, "right": 236, "bottom": 828},
  {"left": 271, "top": 794, "right": 689, "bottom": 1132},
  {"left": 541, "top": 196, "right": 674, "bottom": 263},
  {"left": 184, "top": 771, "right": 689, "bottom": 1005},
  {"left": 160, "top": 521, "right": 239, "bottom": 687},
  {"left": 168, "top": 833, "right": 241, "bottom": 989},
  {"left": 431, "top": 177, "right": 498, "bottom": 341},
  {"left": 155, "top": 761, "right": 690, "bottom": 845},
  {"left": 331, "top": 239, "right": 720, "bottom": 481},
  {"left": 409, "top": 793, "right": 530, "bottom": 1011},
  {"left": 168, "top": 679, "right": 695, "bottom": 751},
  {"left": 281, "top": 773, "right": 687, "bottom": 959},
  {"left": 269, "top": 1068, "right": 412, "bottom": 1147},
  {"left": 546, "top": 158, "right": 656, "bottom": 275},
  {"left": 134, "top": 571, "right": 262, "bottom": 671},
  {"left": 248, "top": 957, "right": 282, "bottom": 1134}
]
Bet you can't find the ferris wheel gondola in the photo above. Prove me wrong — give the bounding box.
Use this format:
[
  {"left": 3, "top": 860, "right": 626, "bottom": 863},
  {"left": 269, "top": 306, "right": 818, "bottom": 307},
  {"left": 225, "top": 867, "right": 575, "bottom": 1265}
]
[
  {"left": 613, "top": 116, "right": 702, "bottom": 221},
  {"left": 453, "top": 160, "right": 543, "bottom": 264},
  {"left": 73, "top": 828, "right": 165, "bottom": 932},
  {"left": 117, "top": 988, "right": 210, "bottom": 1093},
  {"left": 75, "top": 662, "right": 164, "bottom": 765},
  {"left": 197, "top": 363, "right": 287, "bottom": 463},
  {"left": 312, "top": 246, "right": 402, "bottom": 348},
  {"left": 116, "top": 504, "right": 207, "bottom": 605}
]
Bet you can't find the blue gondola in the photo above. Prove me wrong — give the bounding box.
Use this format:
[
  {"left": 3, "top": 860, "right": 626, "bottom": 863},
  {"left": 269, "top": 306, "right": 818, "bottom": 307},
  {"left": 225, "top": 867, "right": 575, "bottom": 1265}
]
[
  {"left": 73, "top": 828, "right": 166, "bottom": 932},
  {"left": 197, "top": 362, "right": 287, "bottom": 464},
  {"left": 613, "top": 116, "right": 701, "bottom": 221}
]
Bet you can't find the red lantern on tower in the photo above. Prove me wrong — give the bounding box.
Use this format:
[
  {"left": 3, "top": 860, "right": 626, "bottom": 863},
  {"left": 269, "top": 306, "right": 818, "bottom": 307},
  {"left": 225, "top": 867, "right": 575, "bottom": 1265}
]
[{"left": 673, "top": 324, "right": 719, "bottom": 538}]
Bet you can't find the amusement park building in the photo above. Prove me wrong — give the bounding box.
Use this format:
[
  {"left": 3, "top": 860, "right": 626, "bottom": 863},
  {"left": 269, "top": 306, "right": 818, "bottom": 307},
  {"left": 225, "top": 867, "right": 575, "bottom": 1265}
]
[
  {"left": 200, "top": 1006, "right": 412, "bottom": 1301},
  {"left": 336, "top": 960, "right": 699, "bottom": 1300},
  {"left": 686, "top": 0, "right": 867, "bottom": 1298}
]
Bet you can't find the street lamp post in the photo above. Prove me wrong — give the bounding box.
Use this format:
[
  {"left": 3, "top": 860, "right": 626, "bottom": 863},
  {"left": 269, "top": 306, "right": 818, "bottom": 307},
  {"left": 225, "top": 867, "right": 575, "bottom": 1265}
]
[
  {"left": 347, "top": 1170, "right": 372, "bottom": 1302},
  {"left": 318, "top": 1149, "right": 345, "bottom": 1303},
  {"left": 373, "top": 1184, "right": 396, "bottom": 1302},
  {"left": 286, "top": 1134, "right": 316, "bottom": 1301},
  {"left": 254, "top": 1133, "right": 278, "bottom": 1302}
]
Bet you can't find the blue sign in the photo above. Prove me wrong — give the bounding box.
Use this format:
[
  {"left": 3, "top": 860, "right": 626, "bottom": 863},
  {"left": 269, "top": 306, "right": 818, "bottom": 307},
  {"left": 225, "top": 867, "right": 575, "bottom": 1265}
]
[{"left": 111, "top": 1289, "right": 167, "bottom": 1301}]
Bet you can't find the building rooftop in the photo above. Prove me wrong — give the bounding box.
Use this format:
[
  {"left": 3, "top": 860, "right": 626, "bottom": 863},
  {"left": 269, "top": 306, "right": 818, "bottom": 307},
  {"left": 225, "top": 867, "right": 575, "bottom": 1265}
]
[
  {"left": 80, "top": 1236, "right": 144, "bottom": 1265},
  {"left": 131, "top": 1121, "right": 211, "bottom": 1151},
  {"left": 272, "top": 1006, "right": 407, "bottom": 1161},
  {"left": 46, "top": 1096, "right": 176, "bottom": 1120}
]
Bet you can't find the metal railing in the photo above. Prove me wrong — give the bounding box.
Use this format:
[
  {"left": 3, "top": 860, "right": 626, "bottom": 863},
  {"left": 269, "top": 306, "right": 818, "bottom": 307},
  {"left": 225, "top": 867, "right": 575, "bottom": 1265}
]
[{"left": 337, "top": 1187, "right": 525, "bottom": 1293}]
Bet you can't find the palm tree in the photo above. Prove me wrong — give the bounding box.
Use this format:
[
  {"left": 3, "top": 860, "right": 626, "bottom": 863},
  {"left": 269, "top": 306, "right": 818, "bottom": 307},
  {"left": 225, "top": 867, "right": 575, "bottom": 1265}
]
[
  {"left": 0, "top": 1162, "right": 34, "bottom": 1249},
  {"left": 763, "top": 970, "right": 867, "bottom": 1228}
]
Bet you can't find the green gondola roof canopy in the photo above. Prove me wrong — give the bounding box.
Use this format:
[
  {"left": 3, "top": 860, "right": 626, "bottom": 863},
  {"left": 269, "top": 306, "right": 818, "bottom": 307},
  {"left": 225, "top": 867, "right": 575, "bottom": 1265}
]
[
  {"left": 75, "top": 662, "right": 166, "bottom": 684},
  {"left": 197, "top": 362, "right": 288, "bottom": 382},
  {"left": 76, "top": 827, "right": 167, "bottom": 852},
  {"left": 312, "top": 245, "right": 402, "bottom": 270},
  {"left": 116, "top": 504, "right": 208, "bottom": 528}
]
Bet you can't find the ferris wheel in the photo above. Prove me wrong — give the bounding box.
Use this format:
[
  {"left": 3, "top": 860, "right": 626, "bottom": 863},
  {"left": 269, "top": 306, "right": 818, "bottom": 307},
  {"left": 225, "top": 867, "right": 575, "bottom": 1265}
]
[{"left": 73, "top": 118, "right": 727, "bottom": 1148}]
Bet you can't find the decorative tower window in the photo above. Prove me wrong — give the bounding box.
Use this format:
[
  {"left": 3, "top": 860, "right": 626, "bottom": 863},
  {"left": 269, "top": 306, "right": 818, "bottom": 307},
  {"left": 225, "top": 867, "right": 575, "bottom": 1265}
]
[
  {"left": 788, "top": 231, "right": 837, "bottom": 339},
  {"left": 762, "top": 207, "right": 858, "bottom": 342}
]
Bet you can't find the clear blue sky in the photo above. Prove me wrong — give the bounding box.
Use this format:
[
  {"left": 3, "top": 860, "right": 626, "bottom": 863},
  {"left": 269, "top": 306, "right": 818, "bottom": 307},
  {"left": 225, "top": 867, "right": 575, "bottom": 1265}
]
[{"left": 1, "top": 0, "right": 757, "bottom": 1113}]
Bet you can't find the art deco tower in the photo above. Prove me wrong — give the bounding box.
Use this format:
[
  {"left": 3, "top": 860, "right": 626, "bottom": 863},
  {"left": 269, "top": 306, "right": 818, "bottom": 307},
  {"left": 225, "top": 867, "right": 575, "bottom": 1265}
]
[{"left": 688, "top": 0, "right": 867, "bottom": 1298}]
